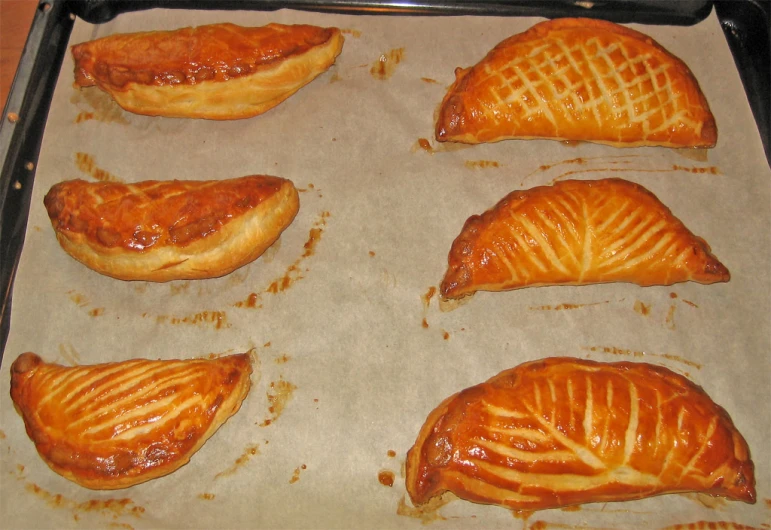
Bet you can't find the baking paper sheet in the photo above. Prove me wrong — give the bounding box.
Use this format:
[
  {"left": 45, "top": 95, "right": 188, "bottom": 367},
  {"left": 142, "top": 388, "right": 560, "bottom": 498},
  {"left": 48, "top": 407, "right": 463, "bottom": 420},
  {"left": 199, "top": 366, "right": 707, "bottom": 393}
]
[{"left": 0, "top": 7, "right": 769, "bottom": 529}]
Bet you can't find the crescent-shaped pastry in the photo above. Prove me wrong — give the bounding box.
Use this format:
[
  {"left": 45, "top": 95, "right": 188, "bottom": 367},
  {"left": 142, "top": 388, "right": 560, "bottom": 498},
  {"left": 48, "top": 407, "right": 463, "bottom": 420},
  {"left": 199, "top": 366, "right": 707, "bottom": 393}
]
[
  {"left": 10, "top": 352, "right": 253, "bottom": 490},
  {"left": 440, "top": 178, "right": 729, "bottom": 299},
  {"left": 71, "top": 23, "right": 344, "bottom": 119},
  {"left": 435, "top": 18, "right": 716, "bottom": 148},
  {"left": 406, "top": 357, "right": 756, "bottom": 510},
  {"left": 44, "top": 175, "right": 300, "bottom": 282}
]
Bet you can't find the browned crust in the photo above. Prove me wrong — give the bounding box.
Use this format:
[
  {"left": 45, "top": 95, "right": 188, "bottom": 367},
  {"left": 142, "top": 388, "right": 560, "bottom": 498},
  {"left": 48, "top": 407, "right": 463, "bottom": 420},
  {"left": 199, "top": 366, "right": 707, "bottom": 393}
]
[
  {"left": 435, "top": 17, "right": 716, "bottom": 148},
  {"left": 71, "top": 23, "right": 345, "bottom": 120},
  {"left": 44, "top": 176, "right": 300, "bottom": 282},
  {"left": 10, "top": 352, "right": 253, "bottom": 490},
  {"left": 406, "top": 357, "right": 755, "bottom": 510},
  {"left": 440, "top": 178, "right": 729, "bottom": 298}
]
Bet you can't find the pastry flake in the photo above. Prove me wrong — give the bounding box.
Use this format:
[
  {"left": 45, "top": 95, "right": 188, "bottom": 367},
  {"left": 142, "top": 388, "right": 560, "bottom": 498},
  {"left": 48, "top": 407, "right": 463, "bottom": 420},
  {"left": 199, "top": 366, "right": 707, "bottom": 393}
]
[
  {"left": 406, "top": 357, "right": 756, "bottom": 510},
  {"left": 71, "top": 23, "right": 344, "bottom": 119},
  {"left": 44, "top": 175, "right": 300, "bottom": 281},
  {"left": 440, "top": 178, "right": 729, "bottom": 299},
  {"left": 10, "top": 352, "right": 253, "bottom": 490},
  {"left": 435, "top": 18, "right": 716, "bottom": 148}
]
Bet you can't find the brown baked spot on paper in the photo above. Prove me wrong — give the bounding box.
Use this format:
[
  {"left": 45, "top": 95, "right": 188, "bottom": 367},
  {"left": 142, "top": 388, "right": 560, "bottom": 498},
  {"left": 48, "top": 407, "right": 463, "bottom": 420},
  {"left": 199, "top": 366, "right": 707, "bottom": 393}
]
[
  {"left": 215, "top": 444, "right": 261, "bottom": 479},
  {"left": 259, "top": 378, "right": 297, "bottom": 427},
  {"left": 74, "top": 152, "right": 123, "bottom": 183},
  {"left": 370, "top": 48, "right": 405, "bottom": 80}
]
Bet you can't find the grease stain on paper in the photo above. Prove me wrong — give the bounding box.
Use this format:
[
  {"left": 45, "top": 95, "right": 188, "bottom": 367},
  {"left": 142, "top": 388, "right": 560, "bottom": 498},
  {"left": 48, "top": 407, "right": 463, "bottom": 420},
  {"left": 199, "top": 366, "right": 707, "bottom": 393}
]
[
  {"left": 371, "top": 48, "right": 405, "bottom": 80},
  {"left": 583, "top": 345, "right": 702, "bottom": 370},
  {"left": 289, "top": 464, "right": 307, "bottom": 484},
  {"left": 215, "top": 444, "right": 261, "bottom": 479},
  {"left": 150, "top": 310, "right": 229, "bottom": 330},
  {"left": 71, "top": 88, "right": 129, "bottom": 125},
  {"left": 634, "top": 300, "right": 651, "bottom": 316},
  {"left": 519, "top": 155, "right": 721, "bottom": 187},
  {"left": 24, "top": 482, "right": 145, "bottom": 520},
  {"left": 259, "top": 378, "right": 297, "bottom": 427},
  {"left": 413, "top": 138, "right": 434, "bottom": 154},
  {"left": 341, "top": 28, "right": 361, "bottom": 38},
  {"left": 465, "top": 160, "right": 501, "bottom": 170},
  {"left": 530, "top": 301, "right": 609, "bottom": 311},
  {"left": 58, "top": 343, "right": 82, "bottom": 365},
  {"left": 378, "top": 470, "right": 395, "bottom": 487},
  {"left": 396, "top": 492, "right": 452, "bottom": 523},
  {"left": 660, "top": 523, "right": 761, "bottom": 530},
  {"left": 75, "top": 152, "right": 123, "bottom": 183},
  {"left": 264, "top": 212, "right": 330, "bottom": 296}
]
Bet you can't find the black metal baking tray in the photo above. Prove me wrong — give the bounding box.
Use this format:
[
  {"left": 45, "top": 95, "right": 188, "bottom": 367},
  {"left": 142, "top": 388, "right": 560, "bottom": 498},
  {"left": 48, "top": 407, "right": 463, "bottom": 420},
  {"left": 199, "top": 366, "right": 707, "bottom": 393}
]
[{"left": 1, "top": 0, "right": 768, "bottom": 358}]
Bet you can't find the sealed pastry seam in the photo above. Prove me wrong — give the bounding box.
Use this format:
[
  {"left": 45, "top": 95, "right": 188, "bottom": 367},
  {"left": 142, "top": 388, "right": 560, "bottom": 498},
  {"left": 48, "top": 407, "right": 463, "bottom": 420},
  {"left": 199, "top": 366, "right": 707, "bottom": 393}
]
[
  {"left": 435, "top": 17, "right": 716, "bottom": 148},
  {"left": 405, "top": 357, "right": 755, "bottom": 510},
  {"left": 44, "top": 175, "right": 300, "bottom": 282},
  {"left": 10, "top": 352, "right": 253, "bottom": 489},
  {"left": 72, "top": 23, "right": 345, "bottom": 119}
]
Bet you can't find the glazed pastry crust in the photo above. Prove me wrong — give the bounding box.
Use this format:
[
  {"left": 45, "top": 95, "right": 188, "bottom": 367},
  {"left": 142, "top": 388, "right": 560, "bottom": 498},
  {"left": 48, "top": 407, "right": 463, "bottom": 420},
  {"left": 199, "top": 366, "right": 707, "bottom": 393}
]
[
  {"left": 44, "top": 175, "right": 300, "bottom": 282},
  {"left": 10, "top": 352, "right": 253, "bottom": 490},
  {"left": 441, "top": 178, "right": 729, "bottom": 298},
  {"left": 71, "top": 23, "right": 344, "bottom": 119},
  {"left": 436, "top": 18, "right": 716, "bottom": 148},
  {"left": 406, "top": 357, "right": 756, "bottom": 510}
]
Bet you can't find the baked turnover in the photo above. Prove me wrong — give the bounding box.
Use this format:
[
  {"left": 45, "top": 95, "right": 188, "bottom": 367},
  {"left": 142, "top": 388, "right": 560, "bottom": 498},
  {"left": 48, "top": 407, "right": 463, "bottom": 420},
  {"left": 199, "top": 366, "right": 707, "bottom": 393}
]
[
  {"left": 10, "top": 352, "right": 253, "bottom": 489},
  {"left": 435, "top": 18, "right": 716, "bottom": 148},
  {"left": 440, "top": 178, "right": 729, "bottom": 298},
  {"left": 71, "top": 23, "right": 344, "bottom": 119},
  {"left": 406, "top": 357, "right": 756, "bottom": 510},
  {"left": 44, "top": 175, "right": 300, "bottom": 282}
]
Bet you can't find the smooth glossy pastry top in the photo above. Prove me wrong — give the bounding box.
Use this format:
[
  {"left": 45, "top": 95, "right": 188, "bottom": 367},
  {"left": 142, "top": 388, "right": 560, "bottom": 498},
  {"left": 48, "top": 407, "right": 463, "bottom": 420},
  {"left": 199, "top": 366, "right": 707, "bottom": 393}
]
[
  {"left": 441, "top": 178, "right": 729, "bottom": 298},
  {"left": 71, "top": 23, "right": 344, "bottom": 119},
  {"left": 44, "top": 175, "right": 300, "bottom": 281},
  {"left": 10, "top": 352, "right": 253, "bottom": 489},
  {"left": 406, "top": 357, "right": 755, "bottom": 510},
  {"left": 436, "top": 18, "right": 716, "bottom": 148}
]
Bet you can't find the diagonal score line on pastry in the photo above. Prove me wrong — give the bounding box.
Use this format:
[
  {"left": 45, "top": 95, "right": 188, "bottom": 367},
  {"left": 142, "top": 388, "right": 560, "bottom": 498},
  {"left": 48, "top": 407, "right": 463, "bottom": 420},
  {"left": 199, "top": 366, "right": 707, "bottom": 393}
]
[
  {"left": 405, "top": 357, "right": 756, "bottom": 511},
  {"left": 43, "top": 175, "right": 300, "bottom": 282},
  {"left": 71, "top": 23, "right": 344, "bottom": 120},
  {"left": 440, "top": 178, "right": 729, "bottom": 299},
  {"left": 10, "top": 352, "right": 253, "bottom": 490},
  {"left": 435, "top": 18, "right": 716, "bottom": 148}
]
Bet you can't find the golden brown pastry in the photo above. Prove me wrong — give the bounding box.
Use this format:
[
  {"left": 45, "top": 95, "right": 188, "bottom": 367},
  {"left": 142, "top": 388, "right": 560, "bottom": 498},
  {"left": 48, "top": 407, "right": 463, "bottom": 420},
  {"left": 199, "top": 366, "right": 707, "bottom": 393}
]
[
  {"left": 406, "top": 357, "right": 756, "bottom": 511},
  {"left": 441, "top": 178, "right": 728, "bottom": 299},
  {"left": 436, "top": 18, "right": 716, "bottom": 148},
  {"left": 44, "top": 175, "right": 300, "bottom": 282},
  {"left": 10, "top": 352, "right": 253, "bottom": 489},
  {"left": 71, "top": 23, "right": 344, "bottom": 119}
]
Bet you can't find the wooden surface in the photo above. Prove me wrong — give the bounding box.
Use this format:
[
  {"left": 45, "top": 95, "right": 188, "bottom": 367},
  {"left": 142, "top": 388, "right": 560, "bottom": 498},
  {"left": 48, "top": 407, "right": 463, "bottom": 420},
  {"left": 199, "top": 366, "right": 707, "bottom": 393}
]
[{"left": 1, "top": 0, "right": 39, "bottom": 111}]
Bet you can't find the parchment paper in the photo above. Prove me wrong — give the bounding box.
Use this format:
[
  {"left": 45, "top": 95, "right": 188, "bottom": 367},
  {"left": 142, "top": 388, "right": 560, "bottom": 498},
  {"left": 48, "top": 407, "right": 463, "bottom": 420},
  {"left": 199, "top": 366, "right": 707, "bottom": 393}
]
[{"left": 0, "top": 8, "right": 768, "bottom": 529}]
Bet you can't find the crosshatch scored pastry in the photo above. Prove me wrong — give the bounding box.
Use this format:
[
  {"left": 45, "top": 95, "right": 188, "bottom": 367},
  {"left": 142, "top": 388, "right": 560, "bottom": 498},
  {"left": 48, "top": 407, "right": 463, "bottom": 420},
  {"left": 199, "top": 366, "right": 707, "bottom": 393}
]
[
  {"left": 435, "top": 18, "right": 716, "bottom": 148},
  {"left": 10, "top": 352, "right": 253, "bottom": 489},
  {"left": 44, "top": 175, "right": 300, "bottom": 282},
  {"left": 440, "top": 178, "right": 729, "bottom": 299},
  {"left": 71, "top": 23, "right": 344, "bottom": 119},
  {"left": 406, "top": 357, "right": 756, "bottom": 511}
]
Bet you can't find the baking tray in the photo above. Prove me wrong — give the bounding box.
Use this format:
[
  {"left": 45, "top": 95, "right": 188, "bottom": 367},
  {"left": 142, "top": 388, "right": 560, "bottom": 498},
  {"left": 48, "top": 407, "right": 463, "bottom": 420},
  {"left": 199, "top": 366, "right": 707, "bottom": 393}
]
[
  {"left": 1, "top": 0, "right": 768, "bottom": 360},
  {"left": 0, "top": 2, "right": 768, "bottom": 528}
]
